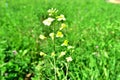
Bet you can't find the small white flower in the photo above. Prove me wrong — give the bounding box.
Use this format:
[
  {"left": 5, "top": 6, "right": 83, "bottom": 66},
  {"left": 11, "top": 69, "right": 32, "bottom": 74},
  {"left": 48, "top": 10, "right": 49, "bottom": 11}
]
[
  {"left": 66, "top": 57, "right": 72, "bottom": 62},
  {"left": 43, "top": 17, "right": 55, "bottom": 26},
  {"left": 40, "top": 52, "right": 46, "bottom": 56},
  {"left": 49, "top": 32, "right": 54, "bottom": 40},
  {"left": 67, "top": 46, "right": 74, "bottom": 50},
  {"left": 56, "top": 14, "right": 66, "bottom": 21},
  {"left": 12, "top": 50, "right": 17, "bottom": 55},
  {"left": 59, "top": 51, "right": 66, "bottom": 58},
  {"left": 92, "top": 52, "right": 100, "bottom": 57},
  {"left": 39, "top": 34, "right": 46, "bottom": 40}
]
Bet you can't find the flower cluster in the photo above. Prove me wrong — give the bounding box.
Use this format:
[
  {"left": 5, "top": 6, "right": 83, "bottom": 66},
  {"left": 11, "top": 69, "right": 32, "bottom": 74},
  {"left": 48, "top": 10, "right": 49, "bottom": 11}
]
[
  {"left": 43, "top": 17, "right": 54, "bottom": 26},
  {"left": 43, "top": 9, "right": 66, "bottom": 27},
  {"left": 40, "top": 8, "right": 74, "bottom": 63}
]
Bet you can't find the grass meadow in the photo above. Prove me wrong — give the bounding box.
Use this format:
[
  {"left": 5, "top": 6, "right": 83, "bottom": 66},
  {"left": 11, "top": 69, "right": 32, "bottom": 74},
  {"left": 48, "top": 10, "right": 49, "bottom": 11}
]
[{"left": 0, "top": 0, "right": 120, "bottom": 80}]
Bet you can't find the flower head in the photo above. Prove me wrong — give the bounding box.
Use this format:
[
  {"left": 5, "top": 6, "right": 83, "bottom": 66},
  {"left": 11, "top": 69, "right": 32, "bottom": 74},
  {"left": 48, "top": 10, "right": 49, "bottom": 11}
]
[
  {"left": 40, "top": 52, "right": 46, "bottom": 56},
  {"left": 12, "top": 50, "right": 17, "bottom": 55},
  {"left": 59, "top": 51, "right": 66, "bottom": 58},
  {"left": 47, "top": 8, "right": 58, "bottom": 16},
  {"left": 49, "top": 32, "right": 54, "bottom": 40},
  {"left": 60, "top": 23, "right": 67, "bottom": 30},
  {"left": 51, "top": 52, "right": 55, "bottom": 57},
  {"left": 56, "top": 31, "right": 64, "bottom": 38},
  {"left": 61, "top": 40, "right": 68, "bottom": 46},
  {"left": 43, "top": 17, "right": 55, "bottom": 26},
  {"left": 56, "top": 14, "right": 66, "bottom": 21},
  {"left": 39, "top": 34, "right": 46, "bottom": 40},
  {"left": 66, "top": 56, "right": 72, "bottom": 62},
  {"left": 67, "top": 46, "right": 74, "bottom": 50}
]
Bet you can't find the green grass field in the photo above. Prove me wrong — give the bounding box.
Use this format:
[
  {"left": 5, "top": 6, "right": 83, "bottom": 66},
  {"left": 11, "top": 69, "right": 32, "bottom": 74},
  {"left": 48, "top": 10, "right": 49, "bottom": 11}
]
[{"left": 0, "top": 0, "right": 120, "bottom": 80}]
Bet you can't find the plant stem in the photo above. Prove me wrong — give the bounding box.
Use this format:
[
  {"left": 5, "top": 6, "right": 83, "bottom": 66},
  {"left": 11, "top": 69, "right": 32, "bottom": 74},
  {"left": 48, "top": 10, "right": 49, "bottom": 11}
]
[
  {"left": 53, "top": 25, "right": 57, "bottom": 80},
  {"left": 53, "top": 56, "right": 57, "bottom": 80},
  {"left": 65, "top": 63, "right": 69, "bottom": 79}
]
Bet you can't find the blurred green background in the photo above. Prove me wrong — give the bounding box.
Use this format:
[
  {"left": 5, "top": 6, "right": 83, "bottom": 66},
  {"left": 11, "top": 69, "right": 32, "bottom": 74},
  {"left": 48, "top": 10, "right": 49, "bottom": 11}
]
[{"left": 0, "top": 0, "right": 120, "bottom": 80}]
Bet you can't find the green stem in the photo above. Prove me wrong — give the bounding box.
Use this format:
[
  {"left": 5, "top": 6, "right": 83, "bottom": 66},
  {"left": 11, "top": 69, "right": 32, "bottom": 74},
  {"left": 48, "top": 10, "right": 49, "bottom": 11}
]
[
  {"left": 53, "top": 25, "right": 57, "bottom": 80},
  {"left": 65, "top": 63, "right": 69, "bottom": 79},
  {"left": 53, "top": 56, "right": 57, "bottom": 80}
]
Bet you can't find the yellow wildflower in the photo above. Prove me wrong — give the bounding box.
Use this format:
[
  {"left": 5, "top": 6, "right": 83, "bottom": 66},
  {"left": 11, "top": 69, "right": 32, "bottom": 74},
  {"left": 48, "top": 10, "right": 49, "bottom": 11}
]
[
  {"left": 43, "top": 17, "right": 54, "bottom": 26},
  {"left": 66, "top": 56, "right": 72, "bottom": 62},
  {"left": 56, "top": 31, "right": 64, "bottom": 38},
  {"left": 56, "top": 14, "right": 66, "bottom": 21},
  {"left": 61, "top": 40, "right": 68, "bottom": 46},
  {"left": 51, "top": 52, "right": 55, "bottom": 57},
  {"left": 59, "top": 51, "right": 66, "bottom": 58},
  {"left": 59, "top": 23, "right": 67, "bottom": 30},
  {"left": 40, "top": 52, "right": 46, "bottom": 56},
  {"left": 49, "top": 32, "right": 54, "bottom": 40},
  {"left": 39, "top": 34, "right": 46, "bottom": 40}
]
